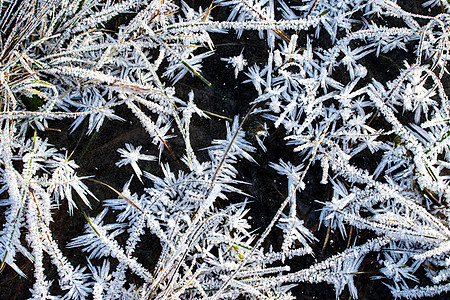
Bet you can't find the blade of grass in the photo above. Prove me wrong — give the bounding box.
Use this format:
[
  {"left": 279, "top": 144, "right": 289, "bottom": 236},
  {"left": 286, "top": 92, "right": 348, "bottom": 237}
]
[
  {"left": 208, "top": 102, "right": 258, "bottom": 193},
  {"left": 86, "top": 178, "right": 143, "bottom": 213}
]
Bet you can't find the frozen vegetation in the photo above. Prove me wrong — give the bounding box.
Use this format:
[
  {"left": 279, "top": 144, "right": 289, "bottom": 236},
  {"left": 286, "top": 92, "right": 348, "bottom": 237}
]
[{"left": 1, "top": 0, "right": 450, "bottom": 298}]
